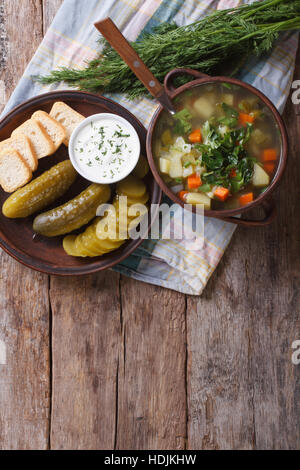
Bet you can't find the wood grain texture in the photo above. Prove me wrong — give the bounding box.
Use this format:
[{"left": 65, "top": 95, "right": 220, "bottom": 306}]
[
  {"left": 1, "top": 0, "right": 300, "bottom": 450},
  {"left": 42, "top": 1, "right": 186, "bottom": 451},
  {"left": 0, "top": 0, "right": 50, "bottom": 450},
  {"left": 0, "top": 259, "right": 50, "bottom": 449},
  {"left": 0, "top": 0, "right": 44, "bottom": 106},
  {"left": 186, "top": 85, "right": 300, "bottom": 450},
  {"left": 186, "top": 284, "right": 255, "bottom": 450},
  {"left": 49, "top": 272, "right": 121, "bottom": 450},
  {"left": 116, "top": 278, "right": 187, "bottom": 450},
  {"left": 42, "top": 0, "right": 63, "bottom": 33}
]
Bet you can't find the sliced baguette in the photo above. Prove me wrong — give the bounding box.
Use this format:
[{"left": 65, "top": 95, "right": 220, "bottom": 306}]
[
  {"left": 0, "top": 135, "right": 38, "bottom": 171},
  {"left": 49, "top": 102, "right": 85, "bottom": 146},
  {"left": 0, "top": 149, "right": 32, "bottom": 192},
  {"left": 11, "top": 119, "right": 55, "bottom": 158},
  {"left": 32, "top": 110, "right": 66, "bottom": 151}
]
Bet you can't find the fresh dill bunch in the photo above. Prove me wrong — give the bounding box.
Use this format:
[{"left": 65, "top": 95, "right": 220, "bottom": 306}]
[{"left": 36, "top": 0, "right": 300, "bottom": 99}]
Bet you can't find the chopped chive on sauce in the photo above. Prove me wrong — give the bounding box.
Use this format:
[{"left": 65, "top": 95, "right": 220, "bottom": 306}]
[{"left": 73, "top": 117, "right": 138, "bottom": 182}]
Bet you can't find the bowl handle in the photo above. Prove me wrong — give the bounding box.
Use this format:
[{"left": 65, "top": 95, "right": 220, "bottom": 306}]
[
  {"left": 215, "top": 197, "right": 277, "bottom": 227},
  {"left": 164, "top": 68, "right": 210, "bottom": 94}
]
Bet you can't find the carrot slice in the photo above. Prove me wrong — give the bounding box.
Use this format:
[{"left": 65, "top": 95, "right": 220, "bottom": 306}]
[
  {"left": 187, "top": 173, "right": 202, "bottom": 189},
  {"left": 214, "top": 187, "right": 230, "bottom": 201},
  {"left": 262, "top": 148, "right": 277, "bottom": 162},
  {"left": 188, "top": 129, "right": 202, "bottom": 143},
  {"left": 264, "top": 162, "right": 275, "bottom": 174},
  {"left": 178, "top": 191, "right": 188, "bottom": 201},
  {"left": 230, "top": 168, "right": 237, "bottom": 178},
  {"left": 239, "top": 193, "right": 254, "bottom": 206},
  {"left": 239, "top": 113, "right": 255, "bottom": 126}
]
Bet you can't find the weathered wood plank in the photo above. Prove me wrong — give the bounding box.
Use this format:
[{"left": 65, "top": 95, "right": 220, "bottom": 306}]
[
  {"left": 0, "top": 0, "right": 44, "bottom": 111},
  {"left": 186, "top": 276, "right": 255, "bottom": 450},
  {"left": 42, "top": 0, "right": 187, "bottom": 450},
  {"left": 0, "top": 1, "right": 50, "bottom": 449},
  {"left": 249, "top": 90, "right": 300, "bottom": 450},
  {"left": 186, "top": 70, "right": 300, "bottom": 450},
  {"left": 1, "top": 0, "right": 299, "bottom": 451},
  {"left": 42, "top": 0, "right": 120, "bottom": 450},
  {"left": 116, "top": 278, "right": 187, "bottom": 450},
  {"left": 42, "top": 0, "right": 63, "bottom": 33},
  {"left": 49, "top": 272, "right": 121, "bottom": 450},
  {"left": 0, "top": 259, "right": 50, "bottom": 449}
]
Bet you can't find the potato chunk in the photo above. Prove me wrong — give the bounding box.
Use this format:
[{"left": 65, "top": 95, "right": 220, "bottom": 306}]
[
  {"left": 185, "top": 192, "right": 211, "bottom": 210},
  {"left": 193, "top": 97, "right": 215, "bottom": 119},
  {"left": 253, "top": 163, "right": 270, "bottom": 187},
  {"left": 159, "top": 158, "right": 171, "bottom": 174}
]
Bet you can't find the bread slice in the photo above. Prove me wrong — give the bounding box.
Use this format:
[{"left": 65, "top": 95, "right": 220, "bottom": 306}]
[
  {"left": 0, "top": 135, "right": 38, "bottom": 171},
  {"left": 49, "top": 102, "right": 85, "bottom": 146},
  {"left": 11, "top": 119, "right": 55, "bottom": 158},
  {"left": 0, "top": 149, "right": 32, "bottom": 192},
  {"left": 32, "top": 110, "right": 66, "bottom": 151}
]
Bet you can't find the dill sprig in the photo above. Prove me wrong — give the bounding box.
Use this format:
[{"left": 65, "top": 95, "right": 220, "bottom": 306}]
[{"left": 36, "top": 0, "right": 300, "bottom": 99}]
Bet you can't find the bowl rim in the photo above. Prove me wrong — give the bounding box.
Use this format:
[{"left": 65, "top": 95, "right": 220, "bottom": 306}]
[
  {"left": 146, "top": 75, "right": 289, "bottom": 218},
  {"left": 68, "top": 112, "right": 141, "bottom": 184},
  {"left": 0, "top": 90, "right": 162, "bottom": 276}
]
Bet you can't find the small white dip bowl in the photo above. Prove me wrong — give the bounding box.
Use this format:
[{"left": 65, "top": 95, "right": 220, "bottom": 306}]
[{"left": 69, "top": 113, "right": 140, "bottom": 184}]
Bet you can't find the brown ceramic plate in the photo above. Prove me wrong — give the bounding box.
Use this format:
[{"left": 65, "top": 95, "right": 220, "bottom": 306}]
[{"left": 0, "top": 91, "right": 162, "bottom": 276}]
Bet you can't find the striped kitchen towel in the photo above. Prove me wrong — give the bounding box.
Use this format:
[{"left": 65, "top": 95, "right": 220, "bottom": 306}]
[{"left": 1, "top": 0, "right": 298, "bottom": 294}]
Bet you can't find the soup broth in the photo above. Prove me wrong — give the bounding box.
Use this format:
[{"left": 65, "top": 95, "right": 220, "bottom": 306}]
[{"left": 153, "top": 82, "right": 281, "bottom": 210}]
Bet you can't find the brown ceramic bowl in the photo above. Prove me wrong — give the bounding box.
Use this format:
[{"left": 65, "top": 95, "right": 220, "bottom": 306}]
[
  {"left": 0, "top": 91, "right": 162, "bottom": 275},
  {"left": 146, "top": 68, "right": 289, "bottom": 226}
]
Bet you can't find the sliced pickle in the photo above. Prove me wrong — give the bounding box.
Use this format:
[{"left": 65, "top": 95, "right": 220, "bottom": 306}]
[
  {"left": 74, "top": 233, "right": 98, "bottom": 257},
  {"left": 33, "top": 184, "right": 111, "bottom": 237},
  {"left": 79, "top": 224, "right": 107, "bottom": 256},
  {"left": 128, "top": 203, "right": 148, "bottom": 220},
  {"left": 126, "top": 192, "right": 149, "bottom": 207},
  {"left": 96, "top": 236, "right": 125, "bottom": 252},
  {"left": 132, "top": 154, "right": 149, "bottom": 179},
  {"left": 116, "top": 175, "right": 146, "bottom": 198},
  {"left": 63, "top": 175, "right": 149, "bottom": 258},
  {"left": 114, "top": 192, "right": 149, "bottom": 209},
  {"left": 83, "top": 224, "right": 107, "bottom": 255},
  {"left": 96, "top": 217, "right": 121, "bottom": 241},
  {"left": 2, "top": 160, "right": 77, "bottom": 218},
  {"left": 63, "top": 235, "right": 80, "bottom": 257},
  {"left": 89, "top": 223, "right": 113, "bottom": 253},
  {"left": 63, "top": 230, "right": 98, "bottom": 258}
]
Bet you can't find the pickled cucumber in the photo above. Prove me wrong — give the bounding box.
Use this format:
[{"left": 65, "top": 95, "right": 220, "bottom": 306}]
[
  {"left": 63, "top": 235, "right": 79, "bottom": 256},
  {"left": 116, "top": 175, "right": 147, "bottom": 198},
  {"left": 63, "top": 176, "right": 149, "bottom": 258},
  {"left": 33, "top": 184, "right": 111, "bottom": 237},
  {"left": 2, "top": 160, "right": 77, "bottom": 218},
  {"left": 82, "top": 223, "right": 107, "bottom": 254},
  {"left": 75, "top": 232, "right": 99, "bottom": 257},
  {"left": 83, "top": 222, "right": 123, "bottom": 254},
  {"left": 122, "top": 192, "right": 149, "bottom": 207},
  {"left": 132, "top": 155, "right": 149, "bottom": 179}
]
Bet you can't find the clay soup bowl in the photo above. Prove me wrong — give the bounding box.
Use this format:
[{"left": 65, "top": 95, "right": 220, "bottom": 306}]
[{"left": 95, "top": 19, "right": 288, "bottom": 226}]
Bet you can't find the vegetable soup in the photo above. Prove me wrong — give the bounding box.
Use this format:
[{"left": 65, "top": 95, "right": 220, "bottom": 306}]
[{"left": 153, "top": 82, "right": 281, "bottom": 210}]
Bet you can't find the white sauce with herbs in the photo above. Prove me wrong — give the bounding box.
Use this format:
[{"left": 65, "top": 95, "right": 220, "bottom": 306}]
[{"left": 70, "top": 114, "right": 140, "bottom": 184}]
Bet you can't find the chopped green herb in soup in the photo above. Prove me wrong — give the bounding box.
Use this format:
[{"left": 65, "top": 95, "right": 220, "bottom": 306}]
[{"left": 154, "top": 83, "right": 281, "bottom": 210}]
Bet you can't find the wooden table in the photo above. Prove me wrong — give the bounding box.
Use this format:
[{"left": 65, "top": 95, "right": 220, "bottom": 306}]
[{"left": 0, "top": 0, "right": 299, "bottom": 450}]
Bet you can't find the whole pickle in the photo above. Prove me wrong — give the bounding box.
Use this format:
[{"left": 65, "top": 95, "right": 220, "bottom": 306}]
[
  {"left": 2, "top": 160, "right": 77, "bottom": 218},
  {"left": 63, "top": 176, "right": 149, "bottom": 258},
  {"left": 33, "top": 184, "right": 111, "bottom": 237}
]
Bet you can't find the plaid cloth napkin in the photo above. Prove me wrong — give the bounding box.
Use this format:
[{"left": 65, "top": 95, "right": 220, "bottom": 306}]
[{"left": 2, "top": 0, "right": 298, "bottom": 294}]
